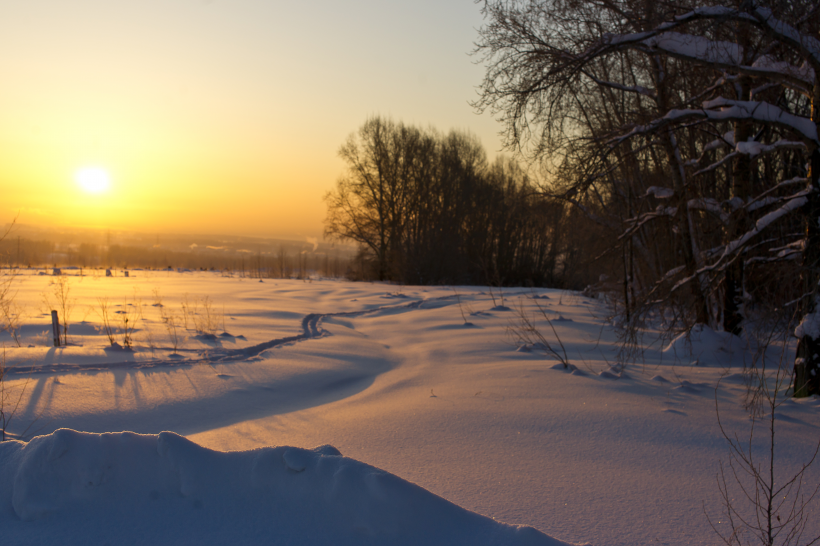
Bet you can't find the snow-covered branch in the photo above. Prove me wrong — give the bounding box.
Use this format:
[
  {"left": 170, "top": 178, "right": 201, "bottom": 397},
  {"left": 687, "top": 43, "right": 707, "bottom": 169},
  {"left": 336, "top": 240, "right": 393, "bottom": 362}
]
[
  {"left": 735, "top": 139, "right": 806, "bottom": 156},
  {"left": 702, "top": 98, "right": 817, "bottom": 143},
  {"left": 744, "top": 4, "right": 820, "bottom": 72},
  {"left": 686, "top": 131, "right": 733, "bottom": 166},
  {"left": 743, "top": 176, "right": 808, "bottom": 213},
  {"left": 670, "top": 188, "right": 810, "bottom": 293},
  {"left": 720, "top": 188, "right": 808, "bottom": 257},
  {"left": 619, "top": 206, "right": 677, "bottom": 241},
  {"left": 592, "top": 4, "right": 820, "bottom": 96},
  {"left": 644, "top": 186, "right": 674, "bottom": 199},
  {"left": 611, "top": 99, "right": 819, "bottom": 149},
  {"left": 693, "top": 139, "right": 806, "bottom": 176},
  {"left": 693, "top": 151, "right": 738, "bottom": 177},
  {"left": 638, "top": 32, "right": 813, "bottom": 94},
  {"left": 746, "top": 238, "right": 804, "bottom": 264}
]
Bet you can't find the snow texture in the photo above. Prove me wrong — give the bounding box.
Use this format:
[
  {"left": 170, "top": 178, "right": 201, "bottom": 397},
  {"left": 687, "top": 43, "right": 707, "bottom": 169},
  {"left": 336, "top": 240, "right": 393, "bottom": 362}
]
[
  {"left": 2, "top": 429, "right": 563, "bottom": 545},
  {"left": 0, "top": 272, "right": 818, "bottom": 545},
  {"left": 663, "top": 324, "right": 746, "bottom": 363}
]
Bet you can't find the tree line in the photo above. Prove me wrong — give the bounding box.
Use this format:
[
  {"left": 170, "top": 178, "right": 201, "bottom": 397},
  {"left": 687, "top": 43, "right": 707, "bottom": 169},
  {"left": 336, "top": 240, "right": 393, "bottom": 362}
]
[
  {"left": 324, "top": 116, "right": 605, "bottom": 288},
  {"left": 0, "top": 237, "right": 349, "bottom": 278}
]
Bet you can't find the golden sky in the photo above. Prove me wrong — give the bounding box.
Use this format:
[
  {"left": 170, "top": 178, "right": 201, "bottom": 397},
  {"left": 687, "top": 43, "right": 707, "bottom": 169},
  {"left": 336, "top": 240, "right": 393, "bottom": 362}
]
[{"left": 0, "top": 0, "right": 503, "bottom": 240}]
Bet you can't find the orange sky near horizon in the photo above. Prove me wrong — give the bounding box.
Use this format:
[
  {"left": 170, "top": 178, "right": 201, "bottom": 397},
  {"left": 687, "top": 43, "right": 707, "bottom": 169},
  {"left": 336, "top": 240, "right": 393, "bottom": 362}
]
[{"left": 0, "top": 0, "right": 505, "bottom": 240}]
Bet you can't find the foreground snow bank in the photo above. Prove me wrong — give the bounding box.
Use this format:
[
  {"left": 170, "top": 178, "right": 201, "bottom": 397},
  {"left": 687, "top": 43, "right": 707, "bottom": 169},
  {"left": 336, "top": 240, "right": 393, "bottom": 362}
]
[{"left": 1, "top": 429, "right": 572, "bottom": 546}]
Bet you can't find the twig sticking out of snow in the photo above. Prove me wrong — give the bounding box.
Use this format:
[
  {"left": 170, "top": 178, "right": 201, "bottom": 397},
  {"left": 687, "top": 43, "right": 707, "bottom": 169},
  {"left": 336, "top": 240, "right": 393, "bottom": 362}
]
[{"left": 509, "top": 298, "right": 571, "bottom": 369}]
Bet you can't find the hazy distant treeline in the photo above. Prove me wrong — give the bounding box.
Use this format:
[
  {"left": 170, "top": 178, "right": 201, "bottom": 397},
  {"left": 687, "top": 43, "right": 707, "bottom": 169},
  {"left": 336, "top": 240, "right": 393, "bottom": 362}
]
[
  {"left": 325, "top": 117, "right": 604, "bottom": 288},
  {"left": 0, "top": 237, "right": 353, "bottom": 279}
]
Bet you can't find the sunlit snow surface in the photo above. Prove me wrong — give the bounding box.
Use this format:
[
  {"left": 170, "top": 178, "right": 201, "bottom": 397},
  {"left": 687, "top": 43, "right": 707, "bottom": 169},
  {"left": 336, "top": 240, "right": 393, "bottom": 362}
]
[
  {"left": 2, "top": 429, "right": 559, "bottom": 545},
  {"left": 1, "top": 270, "right": 819, "bottom": 545}
]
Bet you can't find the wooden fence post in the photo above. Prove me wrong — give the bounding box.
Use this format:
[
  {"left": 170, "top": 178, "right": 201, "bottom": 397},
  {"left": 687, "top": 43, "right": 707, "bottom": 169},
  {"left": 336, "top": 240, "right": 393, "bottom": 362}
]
[{"left": 51, "top": 310, "right": 60, "bottom": 347}]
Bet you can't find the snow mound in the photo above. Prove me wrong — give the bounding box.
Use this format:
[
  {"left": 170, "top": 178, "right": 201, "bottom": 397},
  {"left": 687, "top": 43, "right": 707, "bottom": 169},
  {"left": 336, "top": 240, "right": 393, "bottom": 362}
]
[
  {"left": 663, "top": 324, "right": 744, "bottom": 364},
  {"left": 673, "top": 381, "right": 702, "bottom": 393},
  {"left": 547, "top": 362, "right": 587, "bottom": 376},
  {"left": 382, "top": 293, "right": 410, "bottom": 299},
  {"left": 519, "top": 342, "right": 550, "bottom": 353},
  {"left": 720, "top": 373, "right": 748, "bottom": 384},
  {"left": 2, "top": 429, "right": 568, "bottom": 546},
  {"left": 650, "top": 375, "right": 669, "bottom": 383},
  {"left": 599, "top": 367, "right": 627, "bottom": 380}
]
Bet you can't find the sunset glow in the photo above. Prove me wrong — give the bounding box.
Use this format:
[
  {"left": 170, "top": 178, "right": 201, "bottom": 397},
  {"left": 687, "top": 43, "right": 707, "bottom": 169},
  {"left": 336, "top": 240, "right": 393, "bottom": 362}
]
[
  {"left": 0, "top": 1, "right": 501, "bottom": 238},
  {"left": 75, "top": 167, "right": 111, "bottom": 194}
]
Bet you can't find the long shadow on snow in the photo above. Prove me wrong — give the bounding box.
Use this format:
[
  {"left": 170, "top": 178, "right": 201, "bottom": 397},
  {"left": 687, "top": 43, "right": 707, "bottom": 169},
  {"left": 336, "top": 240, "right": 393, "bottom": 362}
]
[
  {"left": 6, "top": 295, "right": 460, "bottom": 437},
  {"left": 6, "top": 296, "right": 445, "bottom": 375},
  {"left": 13, "top": 366, "right": 381, "bottom": 438}
]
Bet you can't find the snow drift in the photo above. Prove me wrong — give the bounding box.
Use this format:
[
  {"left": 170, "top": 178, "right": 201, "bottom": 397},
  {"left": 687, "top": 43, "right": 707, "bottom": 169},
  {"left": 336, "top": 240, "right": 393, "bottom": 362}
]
[{"left": 1, "top": 429, "right": 571, "bottom": 546}]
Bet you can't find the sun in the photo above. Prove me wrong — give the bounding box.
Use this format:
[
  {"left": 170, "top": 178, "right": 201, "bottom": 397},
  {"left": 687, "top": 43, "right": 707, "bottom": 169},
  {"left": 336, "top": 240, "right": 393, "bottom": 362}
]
[{"left": 75, "top": 167, "right": 111, "bottom": 193}]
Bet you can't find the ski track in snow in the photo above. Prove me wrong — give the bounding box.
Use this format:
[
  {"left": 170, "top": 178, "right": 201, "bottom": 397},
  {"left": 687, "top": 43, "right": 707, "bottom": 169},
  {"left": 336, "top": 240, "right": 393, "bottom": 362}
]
[{"left": 7, "top": 292, "right": 528, "bottom": 376}]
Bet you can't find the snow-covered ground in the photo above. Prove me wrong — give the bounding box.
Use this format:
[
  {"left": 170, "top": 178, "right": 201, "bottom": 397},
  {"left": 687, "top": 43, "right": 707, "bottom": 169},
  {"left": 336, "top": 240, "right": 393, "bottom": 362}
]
[{"left": 1, "top": 270, "right": 819, "bottom": 545}]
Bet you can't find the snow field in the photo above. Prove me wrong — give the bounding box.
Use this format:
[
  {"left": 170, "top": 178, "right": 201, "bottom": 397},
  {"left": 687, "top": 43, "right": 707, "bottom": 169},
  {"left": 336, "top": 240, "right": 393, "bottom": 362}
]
[{"left": 1, "top": 271, "right": 819, "bottom": 545}]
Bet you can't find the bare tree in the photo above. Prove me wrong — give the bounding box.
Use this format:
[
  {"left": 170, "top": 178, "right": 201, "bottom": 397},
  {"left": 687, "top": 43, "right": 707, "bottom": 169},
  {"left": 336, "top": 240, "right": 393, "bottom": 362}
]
[
  {"left": 474, "top": 0, "right": 820, "bottom": 392},
  {"left": 326, "top": 116, "right": 575, "bottom": 286},
  {"left": 325, "top": 116, "right": 416, "bottom": 281}
]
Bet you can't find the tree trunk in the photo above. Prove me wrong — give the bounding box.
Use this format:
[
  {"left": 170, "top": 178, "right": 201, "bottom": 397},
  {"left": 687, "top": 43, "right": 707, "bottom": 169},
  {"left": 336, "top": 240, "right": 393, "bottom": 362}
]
[
  {"left": 653, "top": 55, "right": 710, "bottom": 326},
  {"left": 794, "top": 146, "right": 820, "bottom": 397},
  {"left": 724, "top": 79, "right": 752, "bottom": 336},
  {"left": 794, "top": 78, "right": 820, "bottom": 397},
  {"left": 663, "top": 133, "right": 710, "bottom": 326}
]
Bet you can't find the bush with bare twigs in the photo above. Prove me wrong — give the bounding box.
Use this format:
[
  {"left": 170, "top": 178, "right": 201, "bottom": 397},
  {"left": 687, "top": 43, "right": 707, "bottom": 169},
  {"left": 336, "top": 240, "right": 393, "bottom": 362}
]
[
  {"left": 41, "top": 275, "right": 75, "bottom": 346},
  {"left": 0, "top": 348, "right": 33, "bottom": 441},
  {"left": 0, "top": 270, "right": 23, "bottom": 347},
  {"left": 96, "top": 296, "right": 117, "bottom": 346},
  {"left": 118, "top": 296, "right": 140, "bottom": 350},
  {"left": 708, "top": 336, "right": 820, "bottom": 546},
  {"left": 193, "top": 295, "right": 219, "bottom": 337},
  {"left": 509, "top": 297, "right": 571, "bottom": 369}
]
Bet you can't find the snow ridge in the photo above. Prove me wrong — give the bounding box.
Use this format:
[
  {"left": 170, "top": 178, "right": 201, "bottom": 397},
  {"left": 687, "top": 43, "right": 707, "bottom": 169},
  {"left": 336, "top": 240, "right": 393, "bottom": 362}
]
[{"left": 2, "top": 428, "right": 567, "bottom": 545}]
